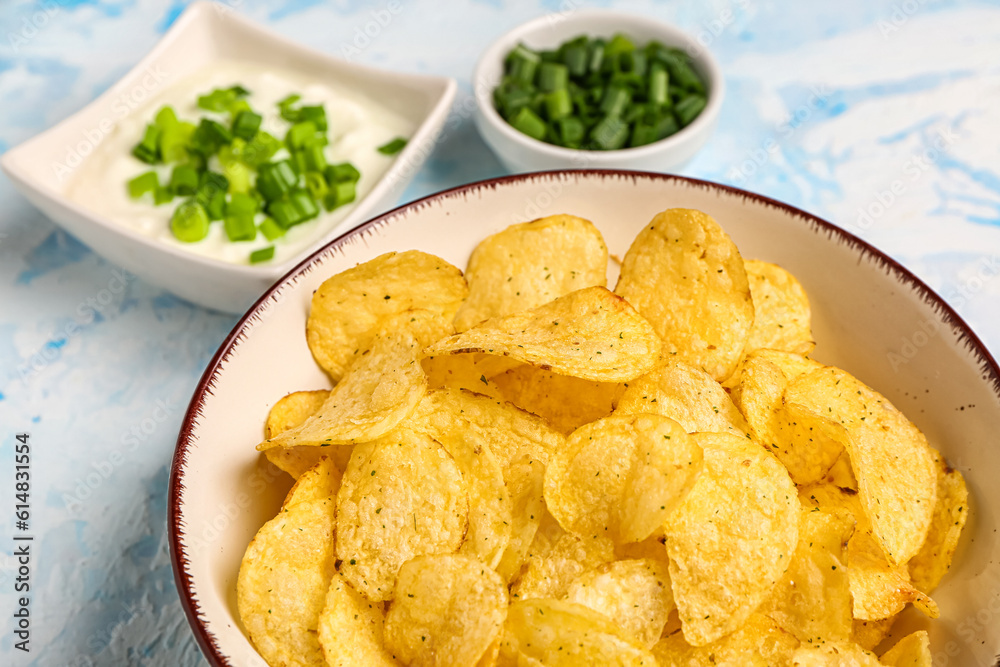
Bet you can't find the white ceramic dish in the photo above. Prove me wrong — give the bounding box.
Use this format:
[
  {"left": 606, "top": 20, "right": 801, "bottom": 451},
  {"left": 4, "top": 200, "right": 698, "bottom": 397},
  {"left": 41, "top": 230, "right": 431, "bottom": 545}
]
[
  {"left": 0, "top": 1, "right": 455, "bottom": 314},
  {"left": 473, "top": 10, "right": 724, "bottom": 174},
  {"left": 169, "top": 171, "right": 1000, "bottom": 665}
]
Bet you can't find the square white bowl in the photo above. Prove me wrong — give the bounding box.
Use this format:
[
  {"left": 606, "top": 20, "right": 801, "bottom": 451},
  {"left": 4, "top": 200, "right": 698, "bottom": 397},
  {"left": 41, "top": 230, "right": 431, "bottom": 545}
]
[{"left": 0, "top": 1, "right": 455, "bottom": 314}]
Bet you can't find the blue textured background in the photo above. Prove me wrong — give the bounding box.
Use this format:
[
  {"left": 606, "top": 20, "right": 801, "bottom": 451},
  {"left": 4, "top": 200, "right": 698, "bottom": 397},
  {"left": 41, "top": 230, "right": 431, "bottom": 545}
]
[{"left": 1, "top": 0, "right": 999, "bottom": 664}]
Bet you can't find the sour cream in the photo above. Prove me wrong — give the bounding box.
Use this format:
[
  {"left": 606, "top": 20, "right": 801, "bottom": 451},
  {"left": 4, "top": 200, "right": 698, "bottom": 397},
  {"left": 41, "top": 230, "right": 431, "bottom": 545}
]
[{"left": 65, "top": 60, "right": 415, "bottom": 265}]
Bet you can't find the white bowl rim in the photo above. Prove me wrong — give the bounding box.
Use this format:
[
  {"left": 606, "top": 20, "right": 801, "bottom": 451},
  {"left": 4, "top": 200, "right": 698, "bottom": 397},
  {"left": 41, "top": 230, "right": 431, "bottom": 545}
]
[
  {"left": 168, "top": 169, "right": 1000, "bottom": 665},
  {"left": 472, "top": 9, "right": 725, "bottom": 163},
  {"left": 0, "top": 0, "right": 457, "bottom": 282}
]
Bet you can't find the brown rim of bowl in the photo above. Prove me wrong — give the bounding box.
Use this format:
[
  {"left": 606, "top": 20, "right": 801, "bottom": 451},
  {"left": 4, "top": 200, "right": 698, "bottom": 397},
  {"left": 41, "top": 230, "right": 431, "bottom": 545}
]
[{"left": 168, "top": 168, "right": 1000, "bottom": 666}]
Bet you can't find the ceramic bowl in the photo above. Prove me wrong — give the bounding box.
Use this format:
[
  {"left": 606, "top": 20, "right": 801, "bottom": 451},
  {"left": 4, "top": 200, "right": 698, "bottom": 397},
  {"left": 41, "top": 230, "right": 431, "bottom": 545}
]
[
  {"left": 473, "top": 10, "right": 724, "bottom": 174},
  {"left": 169, "top": 171, "right": 1000, "bottom": 665},
  {"left": 0, "top": 1, "right": 455, "bottom": 314}
]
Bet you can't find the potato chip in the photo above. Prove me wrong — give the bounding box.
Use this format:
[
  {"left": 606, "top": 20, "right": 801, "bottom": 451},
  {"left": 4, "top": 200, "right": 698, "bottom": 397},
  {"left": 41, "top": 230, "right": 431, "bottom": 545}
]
[
  {"left": 791, "top": 642, "right": 882, "bottom": 666},
  {"left": 510, "top": 510, "right": 615, "bottom": 601},
  {"left": 799, "top": 484, "right": 938, "bottom": 621},
  {"left": 237, "top": 497, "right": 338, "bottom": 667},
  {"left": 908, "top": 452, "right": 969, "bottom": 593},
  {"left": 614, "top": 208, "right": 753, "bottom": 382},
  {"left": 653, "top": 614, "right": 799, "bottom": 666},
  {"left": 317, "top": 573, "right": 396, "bottom": 667},
  {"left": 544, "top": 414, "right": 703, "bottom": 544},
  {"left": 307, "top": 250, "right": 467, "bottom": 381},
  {"left": 453, "top": 214, "right": 608, "bottom": 332},
  {"left": 501, "top": 599, "right": 656, "bottom": 665},
  {"left": 421, "top": 353, "right": 513, "bottom": 401},
  {"left": 743, "top": 259, "right": 815, "bottom": 357},
  {"left": 489, "top": 364, "right": 623, "bottom": 434},
  {"left": 784, "top": 367, "right": 938, "bottom": 565},
  {"left": 823, "top": 450, "right": 858, "bottom": 489},
  {"left": 383, "top": 554, "right": 508, "bottom": 667},
  {"left": 263, "top": 390, "right": 337, "bottom": 478},
  {"left": 427, "top": 425, "right": 511, "bottom": 569},
  {"left": 615, "top": 361, "right": 750, "bottom": 439},
  {"left": 261, "top": 311, "right": 448, "bottom": 451},
  {"left": 425, "top": 286, "right": 662, "bottom": 383},
  {"left": 761, "top": 506, "right": 854, "bottom": 644},
  {"left": 282, "top": 456, "right": 342, "bottom": 509},
  {"left": 852, "top": 617, "right": 896, "bottom": 652},
  {"left": 615, "top": 530, "right": 669, "bottom": 564},
  {"left": 495, "top": 456, "right": 546, "bottom": 583},
  {"left": 879, "top": 630, "right": 931, "bottom": 666},
  {"left": 732, "top": 350, "right": 841, "bottom": 485},
  {"left": 564, "top": 559, "right": 674, "bottom": 649},
  {"left": 665, "top": 432, "right": 799, "bottom": 646},
  {"left": 406, "top": 387, "right": 563, "bottom": 469},
  {"left": 336, "top": 429, "right": 469, "bottom": 601}
]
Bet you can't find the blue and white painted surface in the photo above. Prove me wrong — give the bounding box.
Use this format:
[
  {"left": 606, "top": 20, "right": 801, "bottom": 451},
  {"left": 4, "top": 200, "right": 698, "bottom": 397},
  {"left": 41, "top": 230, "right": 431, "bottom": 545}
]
[{"left": 1, "top": 0, "right": 998, "bottom": 664}]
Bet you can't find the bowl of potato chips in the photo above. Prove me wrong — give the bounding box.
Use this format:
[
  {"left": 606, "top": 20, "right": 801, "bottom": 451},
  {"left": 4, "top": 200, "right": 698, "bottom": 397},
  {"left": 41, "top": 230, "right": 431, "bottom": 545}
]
[{"left": 169, "top": 170, "right": 1000, "bottom": 666}]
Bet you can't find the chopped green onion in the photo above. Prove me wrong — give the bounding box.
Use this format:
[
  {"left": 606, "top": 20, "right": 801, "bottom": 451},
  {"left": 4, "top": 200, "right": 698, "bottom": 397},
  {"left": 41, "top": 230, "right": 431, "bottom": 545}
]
[
  {"left": 289, "top": 189, "right": 320, "bottom": 221},
  {"left": 544, "top": 89, "right": 572, "bottom": 121},
  {"left": 648, "top": 63, "right": 669, "bottom": 107},
  {"left": 200, "top": 170, "right": 229, "bottom": 193},
  {"left": 589, "top": 115, "right": 629, "bottom": 150},
  {"left": 325, "top": 162, "right": 361, "bottom": 183},
  {"left": 159, "top": 120, "right": 194, "bottom": 163},
  {"left": 197, "top": 85, "right": 250, "bottom": 112},
  {"left": 154, "top": 187, "right": 174, "bottom": 206},
  {"left": 224, "top": 213, "right": 257, "bottom": 242},
  {"left": 154, "top": 105, "right": 178, "bottom": 131},
  {"left": 376, "top": 137, "right": 408, "bottom": 155},
  {"left": 538, "top": 62, "right": 569, "bottom": 92},
  {"left": 303, "top": 144, "right": 327, "bottom": 172},
  {"left": 510, "top": 107, "right": 547, "bottom": 141},
  {"left": 192, "top": 118, "right": 232, "bottom": 155},
  {"left": 257, "top": 160, "right": 298, "bottom": 201},
  {"left": 127, "top": 171, "right": 158, "bottom": 199},
  {"left": 286, "top": 121, "right": 318, "bottom": 150},
  {"left": 241, "top": 131, "right": 281, "bottom": 167},
  {"left": 249, "top": 246, "right": 275, "bottom": 264},
  {"left": 259, "top": 217, "right": 286, "bottom": 241},
  {"left": 267, "top": 200, "right": 302, "bottom": 229},
  {"left": 556, "top": 117, "right": 586, "bottom": 148},
  {"left": 562, "top": 42, "right": 588, "bottom": 77},
  {"left": 506, "top": 44, "right": 541, "bottom": 85},
  {"left": 170, "top": 200, "right": 210, "bottom": 243},
  {"left": 169, "top": 165, "right": 200, "bottom": 196},
  {"left": 675, "top": 95, "right": 707, "bottom": 126},
  {"left": 298, "top": 105, "right": 327, "bottom": 131},
  {"left": 131, "top": 124, "right": 161, "bottom": 164},
  {"left": 323, "top": 180, "right": 357, "bottom": 211},
  {"left": 604, "top": 33, "right": 636, "bottom": 57},
  {"left": 304, "top": 171, "right": 328, "bottom": 201},
  {"left": 226, "top": 192, "right": 258, "bottom": 217},
  {"left": 232, "top": 111, "right": 262, "bottom": 141},
  {"left": 599, "top": 85, "right": 631, "bottom": 117},
  {"left": 204, "top": 190, "right": 227, "bottom": 220}
]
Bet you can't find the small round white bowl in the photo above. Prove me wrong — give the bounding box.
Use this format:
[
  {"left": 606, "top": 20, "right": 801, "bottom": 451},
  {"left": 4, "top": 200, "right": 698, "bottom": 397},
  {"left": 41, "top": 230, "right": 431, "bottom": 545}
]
[
  {"left": 473, "top": 10, "right": 724, "bottom": 174},
  {"left": 170, "top": 171, "right": 999, "bottom": 666}
]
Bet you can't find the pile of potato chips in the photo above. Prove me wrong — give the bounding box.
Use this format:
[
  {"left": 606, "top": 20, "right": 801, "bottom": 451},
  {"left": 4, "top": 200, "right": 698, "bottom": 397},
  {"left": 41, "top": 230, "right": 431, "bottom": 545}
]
[{"left": 237, "top": 209, "right": 968, "bottom": 666}]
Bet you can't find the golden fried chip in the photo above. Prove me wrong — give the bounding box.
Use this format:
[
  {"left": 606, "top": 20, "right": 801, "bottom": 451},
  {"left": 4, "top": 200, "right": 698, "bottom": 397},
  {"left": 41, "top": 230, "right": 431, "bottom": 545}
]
[
  {"left": 908, "top": 451, "right": 969, "bottom": 593},
  {"left": 237, "top": 497, "right": 337, "bottom": 667},
  {"left": 263, "top": 390, "right": 338, "bottom": 478},
  {"left": 510, "top": 510, "right": 615, "bottom": 601},
  {"left": 495, "top": 456, "right": 546, "bottom": 583},
  {"left": 282, "top": 457, "right": 342, "bottom": 509},
  {"left": 429, "top": 426, "right": 511, "bottom": 569},
  {"left": 317, "top": 574, "right": 396, "bottom": 667},
  {"left": 453, "top": 214, "right": 608, "bottom": 332},
  {"left": 261, "top": 311, "right": 448, "bottom": 451},
  {"left": 665, "top": 432, "right": 799, "bottom": 646},
  {"left": 544, "top": 414, "right": 703, "bottom": 544},
  {"left": 489, "top": 364, "right": 623, "bottom": 434},
  {"left": 384, "top": 554, "right": 508, "bottom": 667},
  {"left": 852, "top": 617, "right": 896, "bottom": 652},
  {"left": 880, "top": 630, "right": 931, "bottom": 666},
  {"left": 791, "top": 642, "right": 882, "bottom": 666},
  {"left": 785, "top": 367, "right": 938, "bottom": 565},
  {"left": 336, "top": 429, "right": 468, "bottom": 601},
  {"left": 307, "top": 250, "right": 467, "bottom": 381},
  {"left": 823, "top": 450, "right": 858, "bottom": 489},
  {"left": 732, "top": 350, "right": 841, "bottom": 485},
  {"left": 421, "top": 352, "right": 512, "bottom": 401},
  {"left": 799, "top": 484, "right": 938, "bottom": 621},
  {"left": 761, "top": 506, "right": 854, "bottom": 644},
  {"left": 565, "top": 559, "right": 674, "bottom": 649},
  {"left": 743, "top": 259, "right": 815, "bottom": 357},
  {"left": 425, "top": 286, "right": 662, "bottom": 383},
  {"left": 406, "top": 387, "right": 563, "bottom": 469},
  {"left": 653, "top": 614, "right": 799, "bottom": 666},
  {"left": 614, "top": 208, "right": 753, "bottom": 382},
  {"left": 615, "top": 361, "right": 750, "bottom": 438},
  {"left": 501, "top": 599, "right": 655, "bottom": 665}
]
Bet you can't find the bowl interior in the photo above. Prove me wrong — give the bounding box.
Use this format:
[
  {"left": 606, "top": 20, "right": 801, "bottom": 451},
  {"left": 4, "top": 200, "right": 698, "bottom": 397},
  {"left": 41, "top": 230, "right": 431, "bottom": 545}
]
[{"left": 171, "top": 171, "right": 1000, "bottom": 665}]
